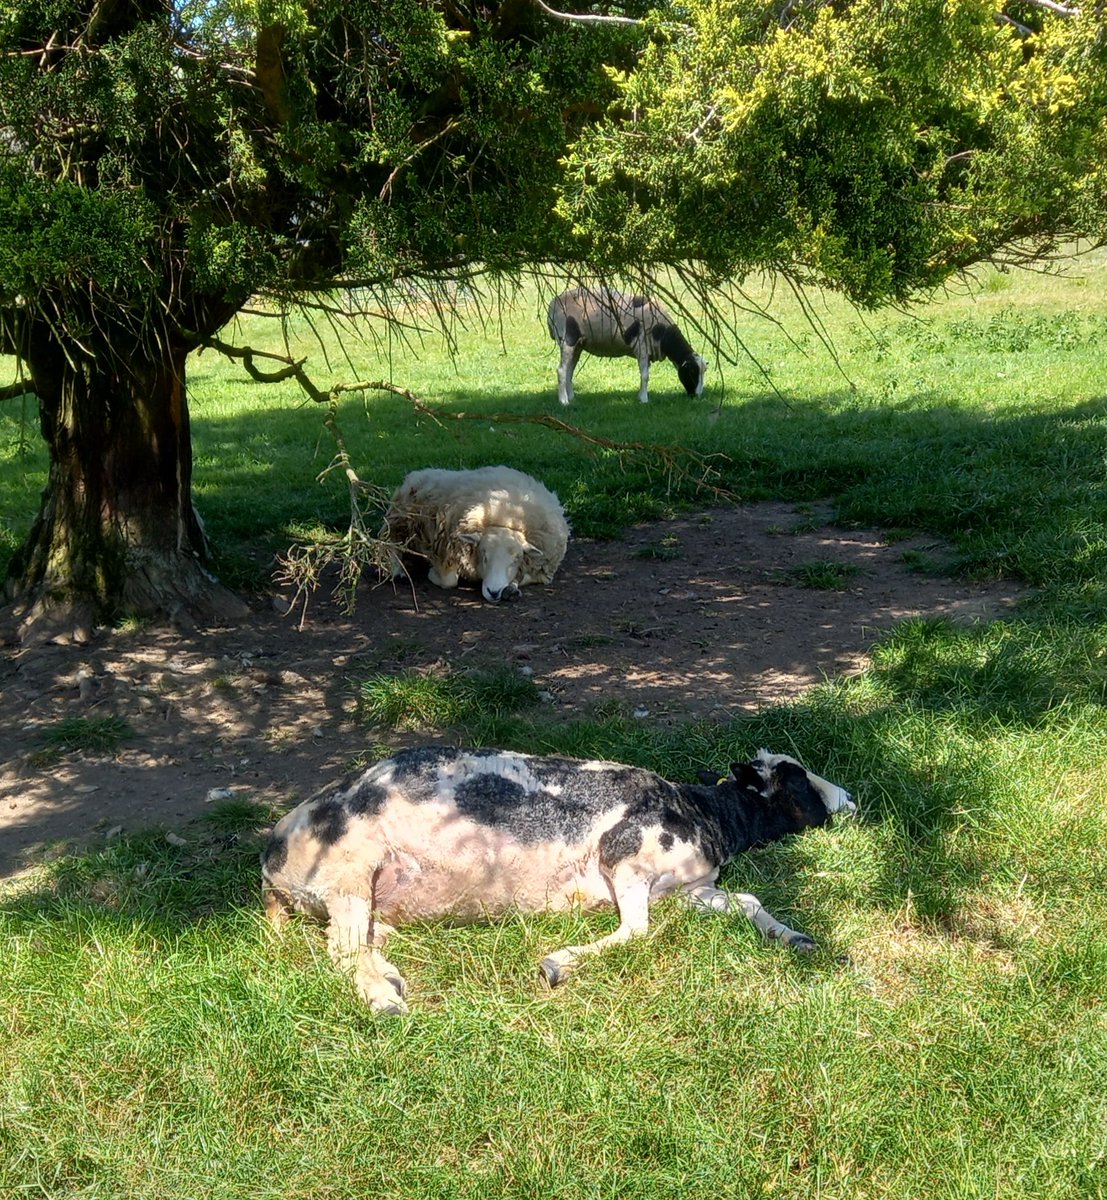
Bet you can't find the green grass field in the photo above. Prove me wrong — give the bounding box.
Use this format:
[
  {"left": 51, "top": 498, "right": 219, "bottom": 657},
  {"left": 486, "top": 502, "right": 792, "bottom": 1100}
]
[{"left": 2, "top": 257, "right": 1107, "bottom": 1198}]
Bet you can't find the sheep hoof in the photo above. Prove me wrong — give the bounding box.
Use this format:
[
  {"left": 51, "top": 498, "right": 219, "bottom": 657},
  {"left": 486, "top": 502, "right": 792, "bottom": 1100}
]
[{"left": 539, "top": 957, "right": 565, "bottom": 987}]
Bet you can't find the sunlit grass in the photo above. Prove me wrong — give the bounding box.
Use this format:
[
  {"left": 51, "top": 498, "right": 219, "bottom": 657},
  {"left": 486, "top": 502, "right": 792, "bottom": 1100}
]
[
  {"left": 3, "top": 256, "right": 1107, "bottom": 1198},
  {"left": 355, "top": 665, "right": 541, "bottom": 733}
]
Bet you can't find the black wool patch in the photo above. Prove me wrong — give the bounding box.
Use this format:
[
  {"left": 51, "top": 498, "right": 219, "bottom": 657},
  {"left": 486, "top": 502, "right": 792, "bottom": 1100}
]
[
  {"left": 389, "top": 746, "right": 460, "bottom": 781},
  {"left": 659, "top": 831, "right": 674, "bottom": 852},
  {"left": 347, "top": 781, "right": 387, "bottom": 816},
  {"left": 453, "top": 773, "right": 528, "bottom": 827},
  {"left": 621, "top": 319, "right": 641, "bottom": 347},
  {"left": 262, "top": 835, "right": 288, "bottom": 874},
  {"left": 310, "top": 798, "right": 349, "bottom": 846},
  {"left": 599, "top": 819, "right": 643, "bottom": 867}
]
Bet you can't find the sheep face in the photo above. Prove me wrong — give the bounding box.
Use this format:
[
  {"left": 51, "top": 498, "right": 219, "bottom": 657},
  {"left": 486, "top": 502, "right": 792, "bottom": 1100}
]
[
  {"left": 678, "top": 353, "right": 708, "bottom": 398},
  {"left": 459, "top": 528, "right": 535, "bottom": 602}
]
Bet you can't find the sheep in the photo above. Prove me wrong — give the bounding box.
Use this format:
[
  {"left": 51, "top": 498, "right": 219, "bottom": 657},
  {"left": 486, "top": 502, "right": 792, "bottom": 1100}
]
[
  {"left": 381, "top": 465, "right": 569, "bottom": 603},
  {"left": 261, "top": 745, "right": 855, "bottom": 1013},
  {"left": 547, "top": 287, "right": 708, "bottom": 405}
]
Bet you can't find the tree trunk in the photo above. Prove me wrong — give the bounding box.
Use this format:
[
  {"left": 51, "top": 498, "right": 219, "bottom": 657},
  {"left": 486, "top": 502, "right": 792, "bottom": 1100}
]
[{"left": 4, "top": 337, "right": 248, "bottom": 643}]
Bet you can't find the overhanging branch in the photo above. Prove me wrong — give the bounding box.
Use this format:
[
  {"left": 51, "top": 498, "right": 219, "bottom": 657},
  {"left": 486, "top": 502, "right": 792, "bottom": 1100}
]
[
  {"left": 0, "top": 379, "right": 36, "bottom": 402},
  {"left": 200, "top": 335, "right": 328, "bottom": 403}
]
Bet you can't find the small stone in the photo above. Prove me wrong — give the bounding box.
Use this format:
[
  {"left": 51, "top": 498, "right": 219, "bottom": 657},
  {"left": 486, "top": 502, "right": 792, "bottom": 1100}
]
[
  {"left": 165, "top": 832, "right": 188, "bottom": 847},
  {"left": 633, "top": 707, "right": 649, "bottom": 719},
  {"left": 105, "top": 825, "right": 124, "bottom": 841}
]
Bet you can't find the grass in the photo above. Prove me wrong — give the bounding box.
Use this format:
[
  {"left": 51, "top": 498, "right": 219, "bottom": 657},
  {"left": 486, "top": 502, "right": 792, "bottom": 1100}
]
[
  {"left": 773, "top": 560, "right": 862, "bottom": 589},
  {"left": 355, "top": 665, "right": 542, "bottom": 733},
  {"left": 27, "top": 716, "right": 133, "bottom": 766},
  {"left": 3, "top": 255, "right": 1107, "bottom": 1198}
]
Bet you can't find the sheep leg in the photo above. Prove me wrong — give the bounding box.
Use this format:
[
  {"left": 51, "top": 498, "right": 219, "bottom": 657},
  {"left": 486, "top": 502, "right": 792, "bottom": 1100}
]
[
  {"left": 325, "top": 892, "right": 409, "bottom": 1014},
  {"left": 427, "top": 562, "right": 459, "bottom": 589},
  {"left": 539, "top": 872, "right": 652, "bottom": 986},
  {"left": 684, "top": 884, "right": 816, "bottom": 953},
  {"left": 557, "top": 342, "right": 582, "bottom": 405},
  {"left": 637, "top": 351, "right": 651, "bottom": 403},
  {"left": 263, "top": 881, "right": 292, "bottom": 929}
]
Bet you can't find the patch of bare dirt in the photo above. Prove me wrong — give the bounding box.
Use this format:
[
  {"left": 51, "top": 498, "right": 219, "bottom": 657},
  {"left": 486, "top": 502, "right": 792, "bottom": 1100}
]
[{"left": 0, "top": 502, "right": 1026, "bottom": 878}]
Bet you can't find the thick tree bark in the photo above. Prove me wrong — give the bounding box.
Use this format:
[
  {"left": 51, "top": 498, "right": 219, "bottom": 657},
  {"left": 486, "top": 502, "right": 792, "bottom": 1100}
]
[{"left": 4, "top": 336, "right": 248, "bottom": 643}]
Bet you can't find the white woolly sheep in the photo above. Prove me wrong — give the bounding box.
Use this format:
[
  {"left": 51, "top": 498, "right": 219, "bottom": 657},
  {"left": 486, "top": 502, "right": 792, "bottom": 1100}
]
[
  {"left": 382, "top": 465, "right": 569, "bottom": 603},
  {"left": 547, "top": 287, "right": 708, "bottom": 405}
]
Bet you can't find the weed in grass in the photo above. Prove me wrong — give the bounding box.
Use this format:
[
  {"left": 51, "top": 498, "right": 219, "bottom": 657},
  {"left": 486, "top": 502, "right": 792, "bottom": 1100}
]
[
  {"left": 633, "top": 535, "right": 681, "bottom": 560},
  {"left": 773, "top": 561, "right": 862, "bottom": 590},
  {"left": 900, "top": 545, "right": 963, "bottom": 577},
  {"left": 113, "top": 613, "right": 152, "bottom": 634},
  {"left": 29, "top": 716, "right": 132, "bottom": 765},
  {"left": 567, "top": 633, "right": 619, "bottom": 649},
  {"left": 202, "top": 796, "right": 274, "bottom": 835},
  {"left": 355, "top": 665, "right": 540, "bottom": 733}
]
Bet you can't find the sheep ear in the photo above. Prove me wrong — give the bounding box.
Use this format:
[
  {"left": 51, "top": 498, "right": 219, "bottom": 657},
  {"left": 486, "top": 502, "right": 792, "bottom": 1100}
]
[
  {"left": 458, "top": 532, "right": 482, "bottom": 546},
  {"left": 522, "top": 539, "right": 539, "bottom": 554},
  {"left": 728, "top": 761, "right": 767, "bottom": 794}
]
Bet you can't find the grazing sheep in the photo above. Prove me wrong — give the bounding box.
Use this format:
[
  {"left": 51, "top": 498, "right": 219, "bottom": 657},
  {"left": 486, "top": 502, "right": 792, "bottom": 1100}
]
[
  {"left": 382, "top": 465, "right": 569, "bottom": 603},
  {"left": 262, "top": 745, "right": 855, "bottom": 1013},
  {"left": 547, "top": 287, "right": 708, "bottom": 405}
]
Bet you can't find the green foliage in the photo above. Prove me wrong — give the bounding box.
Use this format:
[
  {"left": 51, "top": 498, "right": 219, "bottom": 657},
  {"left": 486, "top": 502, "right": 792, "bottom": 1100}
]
[{"left": 559, "top": 0, "right": 1107, "bottom": 303}]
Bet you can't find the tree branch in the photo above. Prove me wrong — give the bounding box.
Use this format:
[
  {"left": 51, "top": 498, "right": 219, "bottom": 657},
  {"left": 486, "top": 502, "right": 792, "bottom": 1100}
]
[
  {"left": 1014, "top": 0, "right": 1080, "bottom": 14},
  {"left": 278, "top": 377, "right": 736, "bottom": 624},
  {"left": 0, "top": 380, "right": 36, "bottom": 402},
  {"left": 200, "top": 336, "right": 329, "bottom": 403},
  {"left": 330, "top": 379, "right": 737, "bottom": 501},
  {"left": 531, "top": 0, "right": 645, "bottom": 27}
]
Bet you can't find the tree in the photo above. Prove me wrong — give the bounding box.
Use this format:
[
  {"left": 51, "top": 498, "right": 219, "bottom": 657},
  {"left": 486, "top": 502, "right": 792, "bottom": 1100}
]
[{"left": 1, "top": 0, "right": 1104, "bottom": 640}]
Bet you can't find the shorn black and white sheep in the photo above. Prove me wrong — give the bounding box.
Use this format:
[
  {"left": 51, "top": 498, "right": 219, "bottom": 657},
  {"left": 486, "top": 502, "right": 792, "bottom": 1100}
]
[
  {"left": 262, "top": 745, "right": 854, "bottom": 1013},
  {"left": 547, "top": 287, "right": 708, "bottom": 405},
  {"left": 381, "top": 465, "right": 570, "bottom": 603}
]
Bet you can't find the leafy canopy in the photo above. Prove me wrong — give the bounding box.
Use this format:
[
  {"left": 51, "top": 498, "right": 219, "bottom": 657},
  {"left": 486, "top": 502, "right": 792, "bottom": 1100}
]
[{"left": 0, "top": 0, "right": 1105, "bottom": 357}]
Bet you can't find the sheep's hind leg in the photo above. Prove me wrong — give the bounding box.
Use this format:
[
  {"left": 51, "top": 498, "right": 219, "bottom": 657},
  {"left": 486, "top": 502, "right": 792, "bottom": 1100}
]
[
  {"left": 557, "top": 342, "right": 582, "bottom": 405},
  {"left": 539, "top": 873, "right": 651, "bottom": 985},
  {"left": 326, "top": 893, "right": 409, "bottom": 1015},
  {"left": 685, "top": 884, "right": 816, "bottom": 952}
]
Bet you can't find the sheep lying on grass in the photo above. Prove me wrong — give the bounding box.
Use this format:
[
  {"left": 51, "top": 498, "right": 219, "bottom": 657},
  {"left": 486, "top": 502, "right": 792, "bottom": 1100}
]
[
  {"left": 262, "top": 745, "right": 855, "bottom": 1013},
  {"left": 382, "top": 465, "right": 569, "bottom": 602}
]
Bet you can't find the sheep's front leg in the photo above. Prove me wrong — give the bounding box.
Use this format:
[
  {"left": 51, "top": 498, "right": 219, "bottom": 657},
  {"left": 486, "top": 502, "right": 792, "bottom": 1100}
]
[
  {"left": 685, "top": 884, "right": 816, "bottom": 953},
  {"left": 325, "top": 893, "right": 410, "bottom": 1015},
  {"left": 427, "top": 561, "right": 459, "bottom": 590},
  {"left": 557, "top": 342, "right": 582, "bottom": 405},
  {"left": 636, "top": 352, "right": 651, "bottom": 403},
  {"left": 539, "top": 873, "right": 652, "bottom": 986}
]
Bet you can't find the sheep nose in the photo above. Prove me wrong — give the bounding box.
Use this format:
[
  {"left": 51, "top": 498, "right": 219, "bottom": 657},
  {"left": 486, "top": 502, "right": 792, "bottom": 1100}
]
[{"left": 482, "top": 584, "right": 520, "bottom": 603}]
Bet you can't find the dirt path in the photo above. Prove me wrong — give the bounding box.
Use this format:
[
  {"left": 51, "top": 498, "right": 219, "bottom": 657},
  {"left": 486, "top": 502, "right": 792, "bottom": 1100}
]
[{"left": 0, "top": 503, "right": 1025, "bottom": 877}]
